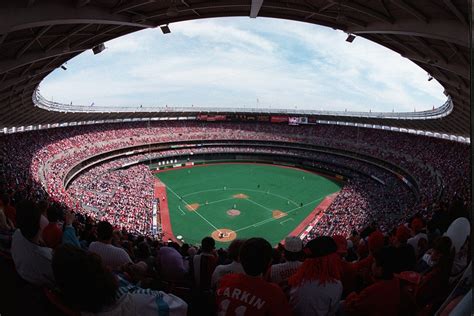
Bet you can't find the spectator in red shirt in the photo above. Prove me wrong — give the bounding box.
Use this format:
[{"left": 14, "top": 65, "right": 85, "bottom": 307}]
[
  {"left": 343, "top": 246, "right": 400, "bottom": 316},
  {"left": 333, "top": 235, "right": 357, "bottom": 298},
  {"left": 216, "top": 238, "right": 292, "bottom": 316},
  {"left": 42, "top": 205, "right": 63, "bottom": 249}
]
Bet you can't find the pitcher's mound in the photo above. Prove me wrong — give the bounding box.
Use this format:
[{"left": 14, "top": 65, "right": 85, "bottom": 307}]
[
  {"left": 272, "top": 210, "right": 287, "bottom": 219},
  {"left": 186, "top": 203, "right": 200, "bottom": 211},
  {"left": 233, "top": 193, "right": 249, "bottom": 199},
  {"left": 227, "top": 209, "right": 241, "bottom": 217},
  {"left": 211, "top": 229, "right": 237, "bottom": 242}
]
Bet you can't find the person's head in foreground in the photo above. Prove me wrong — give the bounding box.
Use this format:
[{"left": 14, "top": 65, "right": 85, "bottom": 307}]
[
  {"left": 371, "top": 246, "right": 398, "bottom": 280},
  {"left": 239, "top": 237, "right": 273, "bottom": 276},
  {"left": 201, "top": 236, "right": 216, "bottom": 253},
  {"left": 227, "top": 238, "right": 246, "bottom": 262},
  {"left": 52, "top": 244, "right": 118, "bottom": 313},
  {"left": 53, "top": 244, "right": 188, "bottom": 315},
  {"left": 283, "top": 236, "right": 303, "bottom": 261},
  {"left": 16, "top": 199, "right": 42, "bottom": 241}
]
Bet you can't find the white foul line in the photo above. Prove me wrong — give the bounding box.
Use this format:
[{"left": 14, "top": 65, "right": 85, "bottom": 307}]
[
  {"left": 234, "top": 196, "right": 324, "bottom": 233},
  {"left": 246, "top": 198, "right": 273, "bottom": 213},
  {"left": 280, "top": 218, "right": 294, "bottom": 225},
  {"left": 165, "top": 184, "right": 221, "bottom": 233}
]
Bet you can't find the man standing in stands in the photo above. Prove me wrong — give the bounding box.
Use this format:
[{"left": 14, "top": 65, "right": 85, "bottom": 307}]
[
  {"left": 212, "top": 239, "right": 245, "bottom": 289},
  {"left": 268, "top": 236, "right": 303, "bottom": 293},
  {"left": 193, "top": 236, "right": 218, "bottom": 290},
  {"left": 216, "top": 238, "right": 292, "bottom": 316},
  {"left": 88, "top": 221, "right": 132, "bottom": 270},
  {"left": 42, "top": 204, "right": 63, "bottom": 249}
]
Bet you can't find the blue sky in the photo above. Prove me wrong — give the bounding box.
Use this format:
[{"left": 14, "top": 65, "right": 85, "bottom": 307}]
[{"left": 40, "top": 17, "right": 445, "bottom": 112}]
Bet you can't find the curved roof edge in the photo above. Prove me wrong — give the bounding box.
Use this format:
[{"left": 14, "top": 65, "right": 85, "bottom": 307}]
[{"left": 33, "top": 87, "right": 453, "bottom": 121}]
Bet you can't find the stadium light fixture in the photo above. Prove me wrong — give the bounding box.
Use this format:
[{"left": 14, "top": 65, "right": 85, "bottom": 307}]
[
  {"left": 92, "top": 43, "right": 106, "bottom": 55},
  {"left": 60, "top": 65, "right": 67, "bottom": 70},
  {"left": 428, "top": 74, "right": 433, "bottom": 81},
  {"left": 160, "top": 24, "right": 171, "bottom": 34},
  {"left": 345, "top": 34, "right": 356, "bottom": 43}
]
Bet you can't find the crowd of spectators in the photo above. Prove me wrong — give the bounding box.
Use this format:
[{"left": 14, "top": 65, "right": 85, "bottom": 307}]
[
  {"left": 0, "top": 120, "right": 470, "bottom": 240},
  {"left": 0, "top": 188, "right": 470, "bottom": 315},
  {"left": 0, "top": 120, "right": 471, "bottom": 315}
]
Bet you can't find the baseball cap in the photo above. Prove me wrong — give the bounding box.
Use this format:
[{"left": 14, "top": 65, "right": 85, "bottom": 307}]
[{"left": 284, "top": 236, "right": 303, "bottom": 252}]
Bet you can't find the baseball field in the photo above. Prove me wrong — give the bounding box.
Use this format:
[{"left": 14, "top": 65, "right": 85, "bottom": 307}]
[{"left": 154, "top": 163, "right": 341, "bottom": 247}]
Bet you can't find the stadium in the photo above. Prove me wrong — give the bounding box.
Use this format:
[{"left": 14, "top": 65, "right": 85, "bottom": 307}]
[{"left": 0, "top": 1, "right": 471, "bottom": 316}]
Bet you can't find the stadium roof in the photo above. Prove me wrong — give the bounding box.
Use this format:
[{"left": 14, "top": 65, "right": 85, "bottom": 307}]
[{"left": 0, "top": 0, "right": 470, "bottom": 136}]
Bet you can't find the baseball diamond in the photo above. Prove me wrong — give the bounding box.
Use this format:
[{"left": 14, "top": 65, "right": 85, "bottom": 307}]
[{"left": 155, "top": 163, "right": 341, "bottom": 247}]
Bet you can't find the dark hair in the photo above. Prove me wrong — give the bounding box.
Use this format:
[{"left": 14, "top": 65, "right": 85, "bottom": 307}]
[
  {"left": 97, "top": 221, "right": 113, "bottom": 241},
  {"left": 46, "top": 205, "right": 63, "bottom": 223},
  {"left": 228, "top": 239, "right": 245, "bottom": 261},
  {"left": 16, "top": 199, "right": 42, "bottom": 240},
  {"left": 0, "top": 193, "right": 10, "bottom": 205},
  {"left": 433, "top": 236, "right": 454, "bottom": 276},
  {"left": 284, "top": 249, "right": 302, "bottom": 261},
  {"left": 305, "top": 236, "right": 338, "bottom": 258},
  {"left": 52, "top": 244, "right": 118, "bottom": 312},
  {"left": 37, "top": 200, "right": 49, "bottom": 212},
  {"left": 373, "top": 246, "right": 398, "bottom": 280},
  {"left": 239, "top": 238, "right": 272, "bottom": 276},
  {"left": 201, "top": 236, "right": 215, "bottom": 253},
  {"left": 135, "top": 241, "right": 151, "bottom": 260}
]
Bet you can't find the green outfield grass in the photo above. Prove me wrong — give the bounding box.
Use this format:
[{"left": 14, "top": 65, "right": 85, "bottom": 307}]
[{"left": 155, "top": 163, "right": 341, "bottom": 247}]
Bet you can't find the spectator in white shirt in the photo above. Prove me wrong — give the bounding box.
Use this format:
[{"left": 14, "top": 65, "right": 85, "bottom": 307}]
[
  {"left": 269, "top": 236, "right": 303, "bottom": 287},
  {"left": 11, "top": 199, "right": 55, "bottom": 287},
  {"left": 88, "top": 221, "right": 132, "bottom": 270},
  {"left": 211, "top": 239, "right": 245, "bottom": 289}
]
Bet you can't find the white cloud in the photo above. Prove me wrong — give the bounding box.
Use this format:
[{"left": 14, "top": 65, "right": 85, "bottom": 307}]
[{"left": 40, "top": 17, "right": 445, "bottom": 112}]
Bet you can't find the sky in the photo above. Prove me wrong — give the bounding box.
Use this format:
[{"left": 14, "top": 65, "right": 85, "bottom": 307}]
[{"left": 40, "top": 17, "right": 446, "bottom": 113}]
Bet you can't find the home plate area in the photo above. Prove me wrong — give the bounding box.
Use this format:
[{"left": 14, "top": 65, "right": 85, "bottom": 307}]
[{"left": 211, "top": 229, "right": 236, "bottom": 242}]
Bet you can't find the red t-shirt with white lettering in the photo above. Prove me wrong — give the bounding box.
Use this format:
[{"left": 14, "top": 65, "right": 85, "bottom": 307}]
[{"left": 216, "top": 273, "right": 292, "bottom": 316}]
